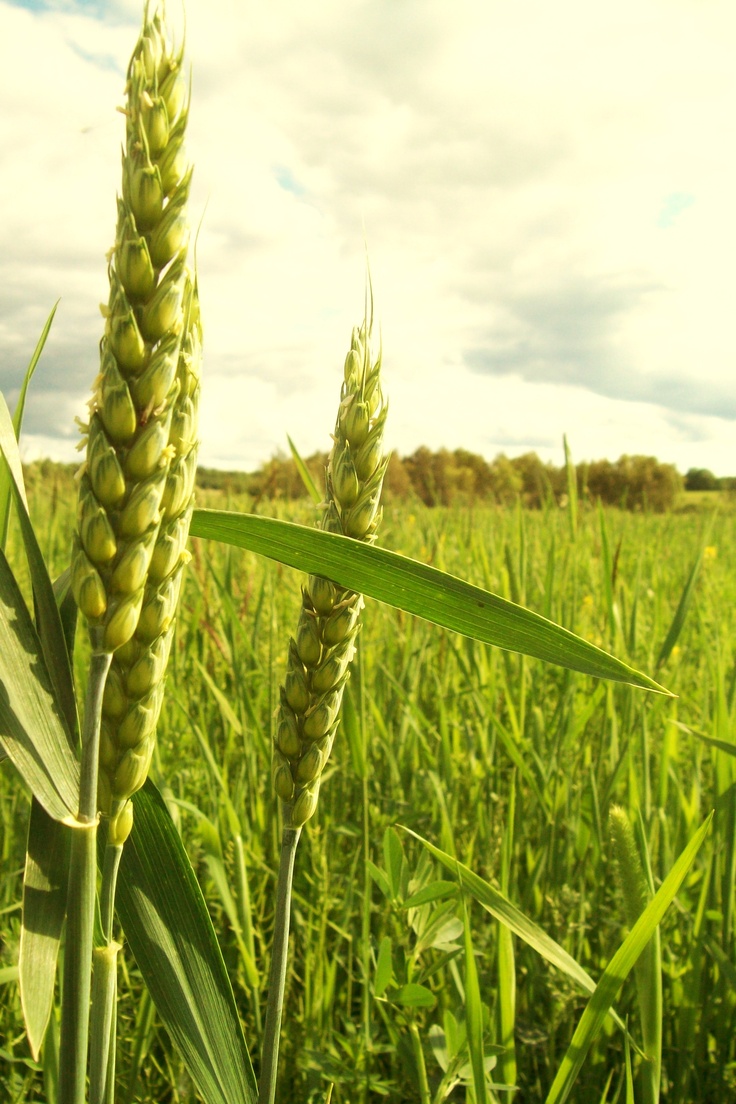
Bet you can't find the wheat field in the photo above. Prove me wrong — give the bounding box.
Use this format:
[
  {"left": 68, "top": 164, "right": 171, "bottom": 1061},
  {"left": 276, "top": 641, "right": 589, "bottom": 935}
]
[{"left": 1, "top": 475, "right": 733, "bottom": 1102}]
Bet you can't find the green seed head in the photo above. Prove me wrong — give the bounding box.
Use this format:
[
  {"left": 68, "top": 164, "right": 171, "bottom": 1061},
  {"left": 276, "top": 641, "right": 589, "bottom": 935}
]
[
  {"left": 295, "top": 739, "right": 327, "bottom": 784},
  {"left": 272, "top": 307, "right": 386, "bottom": 815},
  {"left": 71, "top": 546, "right": 107, "bottom": 621},
  {"left": 308, "top": 575, "right": 338, "bottom": 616},
  {"left": 160, "top": 65, "right": 187, "bottom": 127},
  {"left": 148, "top": 511, "right": 190, "bottom": 582},
  {"left": 609, "top": 805, "right": 650, "bottom": 927},
  {"left": 99, "top": 353, "right": 138, "bottom": 444},
  {"left": 78, "top": 477, "right": 116, "bottom": 561},
  {"left": 111, "top": 735, "right": 154, "bottom": 801},
  {"left": 343, "top": 347, "right": 362, "bottom": 390},
  {"left": 340, "top": 396, "right": 370, "bottom": 448},
  {"left": 99, "top": 721, "right": 118, "bottom": 774},
  {"left": 284, "top": 646, "right": 311, "bottom": 714},
  {"left": 272, "top": 751, "right": 295, "bottom": 802},
  {"left": 276, "top": 698, "right": 302, "bottom": 760},
  {"left": 169, "top": 394, "right": 196, "bottom": 454},
  {"left": 108, "top": 800, "right": 134, "bottom": 846},
  {"left": 141, "top": 93, "right": 170, "bottom": 156},
  {"left": 139, "top": 263, "right": 184, "bottom": 341},
  {"left": 102, "top": 665, "right": 127, "bottom": 721},
  {"left": 331, "top": 442, "right": 360, "bottom": 508},
  {"left": 87, "top": 418, "right": 127, "bottom": 507},
  {"left": 311, "top": 643, "right": 355, "bottom": 696},
  {"left": 344, "top": 486, "right": 382, "bottom": 541},
  {"left": 353, "top": 422, "right": 385, "bottom": 483},
  {"left": 117, "top": 209, "right": 156, "bottom": 301},
  {"left": 103, "top": 589, "right": 145, "bottom": 652},
  {"left": 126, "top": 633, "right": 170, "bottom": 698},
  {"left": 78, "top": 6, "right": 198, "bottom": 834},
  {"left": 110, "top": 527, "right": 157, "bottom": 595},
  {"left": 117, "top": 684, "right": 163, "bottom": 749},
  {"left": 125, "top": 154, "right": 164, "bottom": 230},
  {"left": 322, "top": 595, "right": 363, "bottom": 648},
  {"left": 136, "top": 574, "right": 179, "bottom": 642},
  {"left": 125, "top": 412, "right": 171, "bottom": 481},
  {"left": 160, "top": 449, "right": 196, "bottom": 520},
  {"left": 106, "top": 293, "right": 148, "bottom": 376},
  {"left": 292, "top": 780, "right": 320, "bottom": 827},
  {"left": 148, "top": 173, "right": 191, "bottom": 268},
  {"left": 118, "top": 471, "right": 166, "bottom": 538},
  {"left": 302, "top": 688, "right": 343, "bottom": 741},
  {"left": 295, "top": 608, "right": 322, "bottom": 668},
  {"left": 132, "top": 336, "right": 179, "bottom": 412},
  {"left": 158, "top": 118, "right": 187, "bottom": 194}
]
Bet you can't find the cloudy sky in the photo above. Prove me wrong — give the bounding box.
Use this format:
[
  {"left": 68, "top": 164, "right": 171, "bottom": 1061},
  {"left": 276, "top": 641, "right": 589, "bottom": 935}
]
[{"left": 1, "top": 0, "right": 734, "bottom": 475}]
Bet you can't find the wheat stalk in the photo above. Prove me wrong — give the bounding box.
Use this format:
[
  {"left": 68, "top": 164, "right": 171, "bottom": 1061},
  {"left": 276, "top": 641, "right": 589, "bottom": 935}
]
[
  {"left": 60, "top": 8, "right": 197, "bottom": 1102},
  {"left": 259, "top": 305, "right": 387, "bottom": 1104}
]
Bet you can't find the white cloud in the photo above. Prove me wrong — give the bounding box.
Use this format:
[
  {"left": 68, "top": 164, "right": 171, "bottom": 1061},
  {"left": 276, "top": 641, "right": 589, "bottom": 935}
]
[{"left": 2, "top": 0, "right": 735, "bottom": 475}]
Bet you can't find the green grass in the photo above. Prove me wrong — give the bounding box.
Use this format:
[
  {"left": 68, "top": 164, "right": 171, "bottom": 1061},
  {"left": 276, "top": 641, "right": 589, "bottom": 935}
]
[{"left": 1, "top": 485, "right": 734, "bottom": 1102}]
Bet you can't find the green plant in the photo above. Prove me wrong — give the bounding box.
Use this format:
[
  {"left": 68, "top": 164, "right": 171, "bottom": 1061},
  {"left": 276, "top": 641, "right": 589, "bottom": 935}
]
[{"left": 0, "top": 4, "right": 719, "bottom": 1104}]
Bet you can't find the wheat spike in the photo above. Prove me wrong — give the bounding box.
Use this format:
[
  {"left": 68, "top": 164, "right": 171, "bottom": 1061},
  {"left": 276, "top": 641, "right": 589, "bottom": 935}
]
[
  {"left": 72, "top": 3, "right": 199, "bottom": 844},
  {"left": 273, "top": 310, "right": 388, "bottom": 826}
]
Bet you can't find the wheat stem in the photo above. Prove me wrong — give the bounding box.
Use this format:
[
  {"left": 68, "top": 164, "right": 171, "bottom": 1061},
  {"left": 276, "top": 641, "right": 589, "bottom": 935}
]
[
  {"left": 89, "top": 942, "right": 120, "bottom": 1104},
  {"left": 58, "top": 646, "right": 112, "bottom": 1104},
  {"left": 258, "top": 817, "right": 302, "bottom": 1104}
]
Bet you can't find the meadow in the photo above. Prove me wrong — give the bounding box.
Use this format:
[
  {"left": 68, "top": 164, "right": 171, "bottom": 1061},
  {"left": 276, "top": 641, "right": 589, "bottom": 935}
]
[{"left": 1, "top": 476, "right": 733, "bottom": 1103}]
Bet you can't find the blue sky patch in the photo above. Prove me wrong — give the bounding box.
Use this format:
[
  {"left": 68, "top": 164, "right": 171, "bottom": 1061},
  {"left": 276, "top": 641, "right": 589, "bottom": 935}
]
[
  {"left": 274, "top": 165, "right": 306, "bottom": 199},
  {"left": 8, "top": 0, "right": 117, "bottom": 16},
  {"left": 657, "top": 192, "right": 695, "bottom": 229}
]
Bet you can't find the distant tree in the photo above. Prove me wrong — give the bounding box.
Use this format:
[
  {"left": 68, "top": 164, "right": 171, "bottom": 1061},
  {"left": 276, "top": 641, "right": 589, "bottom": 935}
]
[
  {"left": 509, "top": 452, "right": 555, "bottom": 508},
  {"left": 403, "top": 447, "right": 439, "bottom": 506},
  {"left": 382, "top": 453, "right": 413, "bottom": 501},
  {"left": 587, "top": 455, "right": 681, "bottom": 511},
  {"left": 684, "top": 467, "right": 719, "bottom": 491},
  {"left": 487, "top": 453, "right": 523, "bottom": 505}
]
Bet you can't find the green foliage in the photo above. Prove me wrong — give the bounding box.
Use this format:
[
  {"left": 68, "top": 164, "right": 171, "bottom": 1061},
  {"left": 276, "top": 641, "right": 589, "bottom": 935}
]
[
  {"left": 2, "top": 479, "right": 733, "bottom": 1102},
  {"left": 685, "top": 467, "right": 720, "bottom": 491},
  {"left": 236, "top": 447, "right": 692, "bottom": 512}
]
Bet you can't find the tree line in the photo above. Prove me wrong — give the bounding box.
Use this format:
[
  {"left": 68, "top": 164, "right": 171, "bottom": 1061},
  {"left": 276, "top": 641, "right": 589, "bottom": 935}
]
[
  {"left": 24, "top": 453, "right": 732, "bottom": 513},
  {"left": 199, "top": 448, "right": 733, "bottom": 512}
]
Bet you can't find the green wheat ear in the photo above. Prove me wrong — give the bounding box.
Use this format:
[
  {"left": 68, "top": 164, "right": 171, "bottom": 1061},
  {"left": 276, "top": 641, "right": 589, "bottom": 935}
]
[
  {"left": 72, "top": 3, "right": 200, "bottom": 845},
  {"left": 273, "top": 307, "right": 389, "bottom": 826}
]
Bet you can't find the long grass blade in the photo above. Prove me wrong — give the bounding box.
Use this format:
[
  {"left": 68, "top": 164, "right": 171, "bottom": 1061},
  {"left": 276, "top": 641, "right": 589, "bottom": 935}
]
[
  {"left": 190, "top": 510, "right": 669, "bottom": 692},
  {"left": 402, "top": 827, "right": 629, "bottom": 1035},
  {"left": 116, "top": 779, "right": 258, "bottom": 1104},
  {"left": 0, "top": 303, "right": 57, "bottom": 548},
  {"left": 656, "top": 548, "right": 704, "bottom": 669},
  {"left": 0, "top": 545, "right": 79, "bottom": 821},
  {"left": 544, "top": 813, "right": 712, "bottom": 1104},
  {"left": 19, "top": 799, "right": 70, "bottom": 1059},
  {"left": 287, "top": 434, "right": 322, "bottom": 505},
  {"left": 0, "top": 406, "right": 79, "bottom": 744}
]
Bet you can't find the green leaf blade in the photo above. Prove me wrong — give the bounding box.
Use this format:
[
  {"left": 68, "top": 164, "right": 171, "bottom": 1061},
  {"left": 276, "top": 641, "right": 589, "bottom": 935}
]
[
  {"left": 190, "top": 510, "right": 669, "bottom": 692},
  {"left": 545, "top": 813, "right": 712, "bottom": 1104},
  {"left": 19, "top": 799, "right": 70, "bottom": 1060},
  {"left": 402, "top": 826, "right": 627, "bottom": 1033},
  {"left": 0, "top": 545, "right": 79, "bottom": 822},
  {"left": 0, "top": 406, "right": 79, "bottom": 746},
  {"left": 117, "top": 780, "right": 258, "bottom": 1104},
  {"left": 286, "top": 434, "right": 322, "bottom": 505}
]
